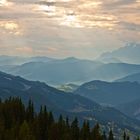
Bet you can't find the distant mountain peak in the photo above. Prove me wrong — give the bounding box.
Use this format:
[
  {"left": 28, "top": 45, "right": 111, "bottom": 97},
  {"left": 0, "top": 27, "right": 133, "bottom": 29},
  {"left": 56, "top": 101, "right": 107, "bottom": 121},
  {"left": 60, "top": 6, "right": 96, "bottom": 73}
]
[
  {"left": 98, "top": 43, "right": 140, "bottom": 64},
  {"left": 63, "top": 57, "right": 79, "bottom": 61}
]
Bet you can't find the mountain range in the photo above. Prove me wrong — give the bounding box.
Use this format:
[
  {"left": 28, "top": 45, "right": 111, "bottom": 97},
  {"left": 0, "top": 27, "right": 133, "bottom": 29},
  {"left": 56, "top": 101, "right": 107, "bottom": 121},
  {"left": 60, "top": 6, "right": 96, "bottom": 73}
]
[
  {"left": 1, "top": 71, "right": 140, "bottom": 134},
  {"left": 0, "top": 55, "right": 56, "bottom": 66},
  {"left": 0, "top": 57, "right": 103, "bottom": 85},
  {"left": 0, "top": 57, "right": 140, "bottom": 85},
  {"left": 0, "top": 43, "right": 140, "bottom": 85},
  {"left": 99, "top": 43, "right": 140, "bottom": 64},
  {"left": 0, "top": 43, "right": 140, "bottom": 135}
]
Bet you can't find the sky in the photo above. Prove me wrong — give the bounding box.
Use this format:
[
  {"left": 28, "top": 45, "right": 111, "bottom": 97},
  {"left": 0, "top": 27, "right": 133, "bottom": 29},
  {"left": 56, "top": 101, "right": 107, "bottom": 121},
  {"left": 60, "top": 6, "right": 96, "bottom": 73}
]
[{"left": 0, "top": 0, "right": 140, "bottom": 59}]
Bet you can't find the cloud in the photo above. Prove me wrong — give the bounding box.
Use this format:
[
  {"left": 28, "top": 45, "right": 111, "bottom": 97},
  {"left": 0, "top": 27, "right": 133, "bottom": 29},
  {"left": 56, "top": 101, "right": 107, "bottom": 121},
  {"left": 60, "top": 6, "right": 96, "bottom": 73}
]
[
  {"left": 0, "top": 0, "right": 139, "bottom": 58},
  {"left": 102, "top": 0, "right": 137, "bottom": 8},
  {"left": 15, "top": 46, "right": 33, "bottom": 54},
  {"left": 119, "top": 22, "right": 140, "bottom": 31}
]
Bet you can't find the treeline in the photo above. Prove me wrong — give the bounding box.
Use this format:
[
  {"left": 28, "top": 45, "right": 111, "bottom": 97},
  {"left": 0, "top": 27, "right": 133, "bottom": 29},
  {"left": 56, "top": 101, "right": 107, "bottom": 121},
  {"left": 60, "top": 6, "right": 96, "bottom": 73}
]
[{"left": 0, "top": 97, "right": 139, "bottom": 140}]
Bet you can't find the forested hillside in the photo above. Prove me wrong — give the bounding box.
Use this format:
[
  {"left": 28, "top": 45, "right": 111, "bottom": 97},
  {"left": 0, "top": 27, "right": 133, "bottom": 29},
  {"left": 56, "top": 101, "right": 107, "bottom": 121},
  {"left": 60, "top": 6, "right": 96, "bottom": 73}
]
[{"left": 0, "top": 97, "right": 139, "bottom": 140}]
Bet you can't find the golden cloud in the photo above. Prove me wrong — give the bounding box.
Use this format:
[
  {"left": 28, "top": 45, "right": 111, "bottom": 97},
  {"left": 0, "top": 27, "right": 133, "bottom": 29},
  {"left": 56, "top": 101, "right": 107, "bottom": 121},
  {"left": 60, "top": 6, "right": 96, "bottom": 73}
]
[
  {"left": 0, "top": 21, "right": 23, "bottom": 35},
  {"left": 15, "top": 46, "right": 33, "bottom": 53}
]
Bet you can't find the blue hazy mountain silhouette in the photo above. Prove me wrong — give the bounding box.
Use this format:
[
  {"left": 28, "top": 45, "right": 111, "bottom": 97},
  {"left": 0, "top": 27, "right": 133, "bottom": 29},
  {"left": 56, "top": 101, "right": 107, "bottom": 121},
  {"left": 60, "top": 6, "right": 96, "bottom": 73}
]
[
  {"left": 0, "top": 71, "right": 140, "bottom": 133},
  {"left": 99, "top": 43, "right": 140, "bottom": 64},
  {"left": 75, "top": 80, "right": 140, "bottom": 106}
]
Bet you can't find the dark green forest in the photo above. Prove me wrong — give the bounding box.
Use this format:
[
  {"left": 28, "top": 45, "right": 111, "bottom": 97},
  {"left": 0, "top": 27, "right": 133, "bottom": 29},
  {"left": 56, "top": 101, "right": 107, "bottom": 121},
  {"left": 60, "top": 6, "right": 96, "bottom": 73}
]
[{"left": 0, "top": 97, "right": 139, "bottom": 140}]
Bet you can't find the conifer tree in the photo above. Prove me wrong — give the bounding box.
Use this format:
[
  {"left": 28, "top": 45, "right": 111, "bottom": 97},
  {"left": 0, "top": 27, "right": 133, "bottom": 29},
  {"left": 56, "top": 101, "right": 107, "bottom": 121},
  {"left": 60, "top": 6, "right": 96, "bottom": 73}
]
[
  {"left": 71, "top": 117, "right": 79, "bottom": 140},
  {"left": 123, "top": 132, "right": 126, "bottom": 140},
  {"left": 66, "top": 116, "right": 70, "bottom": 129},
  {"left": 91, "top": 123, "right": 102, "bottom": 140},
  {"left": 19, "top": 121, "right": 35, "bottom": 140},
  {"left": 108, "top": 130, "right": 114, "bottom": 140},
  {"left": 26, "top": 99, "right": 34, "bottom": 122},
  {"left": 0, "top": 97, "right": 139, "bottom": 140},
  {"left": 126, "top": 136, "right": 130, "bottom": 140},
  {"left": 80, "top": 120, "right": 90, "bottom": 140},
  {"left": 48, "top": 111, "right": 54, "bottom": 127},
  {"left": 102, "top": 131, "right": 107, "bottom": 140}
]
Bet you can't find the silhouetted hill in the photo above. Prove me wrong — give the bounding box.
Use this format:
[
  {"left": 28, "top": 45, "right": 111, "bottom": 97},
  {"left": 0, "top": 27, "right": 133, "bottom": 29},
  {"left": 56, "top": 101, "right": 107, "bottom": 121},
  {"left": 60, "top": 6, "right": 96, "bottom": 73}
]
[
  {"left": 0, "top": 58, "right": 102, "bottom": 85},
  {"left": 75, "top": 80, "right": 140, "bottom": 106},
  {"left": 90, "top": 63, "right": 140, "bottom": 81},
  {"left": 116, "top": 73, "right": 140, "bottom": 83},
  {"left": 1, "top": 58, "right": 140, "bottom": 85},
  {"left": 117, "top": 99, "right": 140, "bottom": 120},
  {"left": 0, "top": 55, "right": 56, "bottom": 66}
]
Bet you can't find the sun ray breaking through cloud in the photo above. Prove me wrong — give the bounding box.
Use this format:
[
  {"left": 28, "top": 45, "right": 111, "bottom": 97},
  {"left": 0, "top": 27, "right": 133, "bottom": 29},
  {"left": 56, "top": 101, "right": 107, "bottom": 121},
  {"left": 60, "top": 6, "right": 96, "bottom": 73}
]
[{"left": 0, "top": 0, "right": 139, "bottom": 58}]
